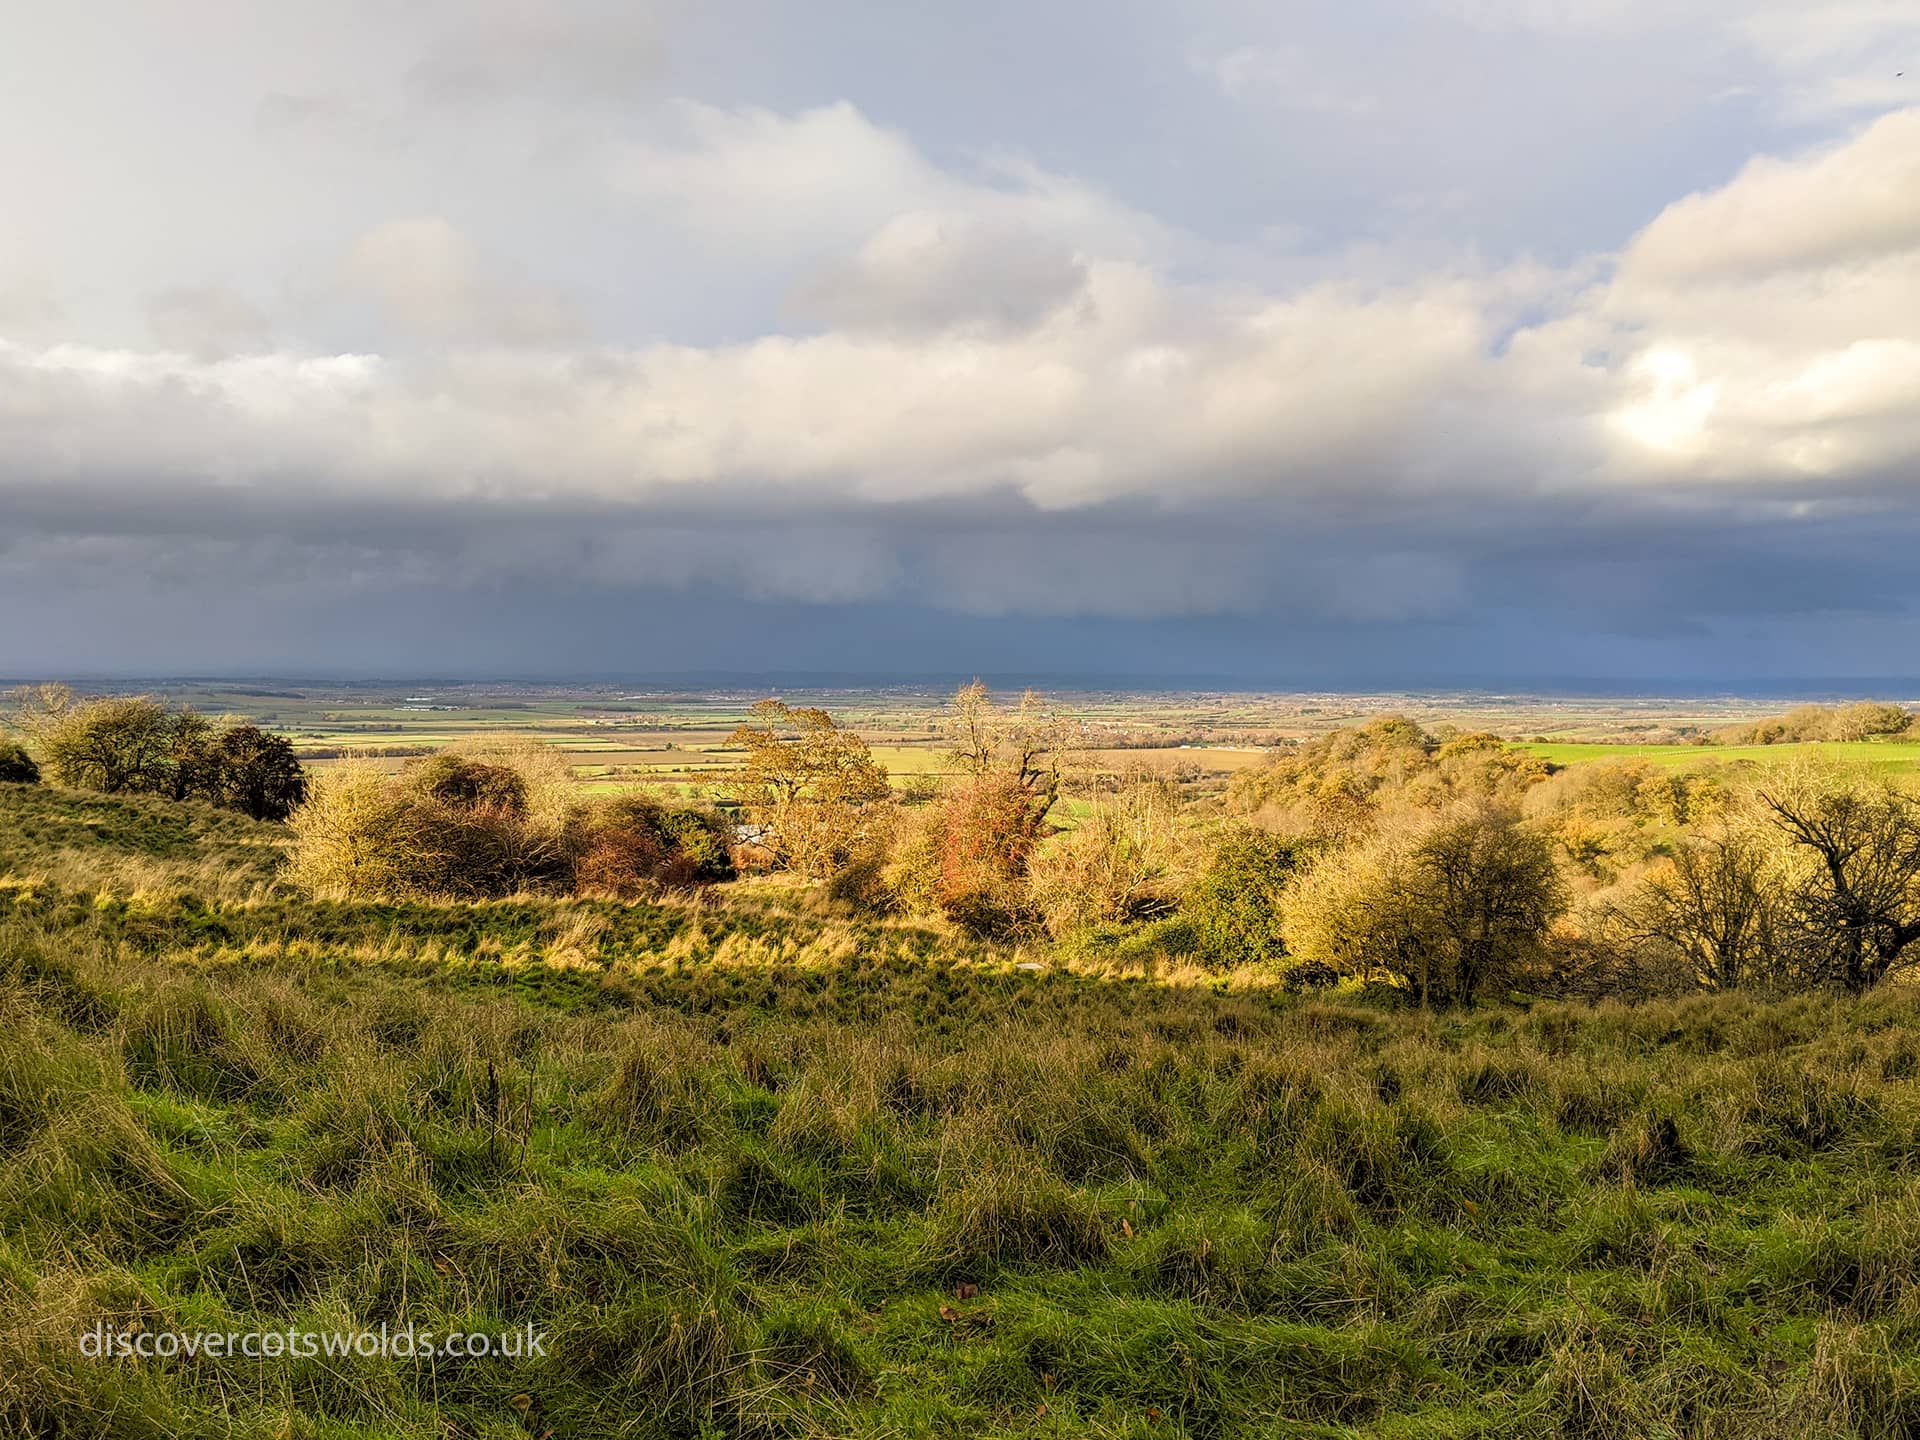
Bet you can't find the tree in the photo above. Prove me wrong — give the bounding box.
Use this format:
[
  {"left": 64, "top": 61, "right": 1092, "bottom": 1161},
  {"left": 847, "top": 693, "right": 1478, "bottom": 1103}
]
[
  {"left": 35, "top": 696, "right": 175, "bottom": 793},
  {"left": 1626, "top": 823, "right": 1780, "bottom": 991},
  {"left": 6, "top": 683, "right": 74, "bottom": 737},
  {"left": 1759, "top": 766, "right": 1920, "bottom": 993},
  {"left": 729, "top": 700, "right": 892, "bottom": 878},
  {"left": 1828, "top": 701, "right": 1911, "bottom": 742},
  {"left": 1415, "top": 808, "right": 1567, "bottom": 1005},
  {"left": 160, "top": 708, "right": 217, "bottom": 801},
  {"left": 208, "top": 725, "right": 307, "bottom": 821},
  {"left": 1283, "top": 808, "right": 1564, "bottom": 1007},
  {"left": 944, "top": 681, "right": 1068, "bottom": 822}
]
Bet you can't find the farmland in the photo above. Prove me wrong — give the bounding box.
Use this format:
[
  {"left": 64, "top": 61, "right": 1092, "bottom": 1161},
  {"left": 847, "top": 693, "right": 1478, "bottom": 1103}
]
[{"left": 50, "top": 679, "right": 1920, "bottom": 803}]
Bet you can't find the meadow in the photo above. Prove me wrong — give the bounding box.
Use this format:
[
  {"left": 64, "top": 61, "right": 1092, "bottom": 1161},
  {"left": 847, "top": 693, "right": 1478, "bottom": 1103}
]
[{"left": 6, "top": 770, "right": 1920, "bottom": 1438}]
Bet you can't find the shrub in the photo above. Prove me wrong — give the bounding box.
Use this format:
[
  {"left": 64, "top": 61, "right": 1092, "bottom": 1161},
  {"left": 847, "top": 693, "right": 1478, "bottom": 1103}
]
[
  {"left": 826, "top": 852, "right": 894, "bottom": 912},
  {"left": 1182, "top": 828, "right": 1306, "bottom": 968},
  {"left": 929, "top": 773, "right": 1045, "bottom": 935},
  {"left": 285, "top": 764, "right": 426, "bottom": 900},
  {"left": 1029, "top": 778, "right": 1188, "bottom": 936},
  {"left": 205, "top": 725, "right": 306, "bottom": 820},
  {"left": 410, "top": 753, "right": 528, "bottom": 813},
  {"left": 0, "top": 737, "right": 38, "bottom": 784},
  {"left": 290, "top": 754, "right": 734, "bottom": 900},
  {"left": 572, "top": 793, "right": 735, "bottom": 896}
]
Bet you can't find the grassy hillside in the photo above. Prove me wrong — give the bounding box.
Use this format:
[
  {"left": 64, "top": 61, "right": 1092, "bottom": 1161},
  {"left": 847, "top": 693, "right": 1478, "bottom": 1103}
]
[
  {"left": 0, "top": 782, "right": 288, "bottom": 901},
  {"left": 3, "top": 781, "right": 1920, "bottom": 1437}
]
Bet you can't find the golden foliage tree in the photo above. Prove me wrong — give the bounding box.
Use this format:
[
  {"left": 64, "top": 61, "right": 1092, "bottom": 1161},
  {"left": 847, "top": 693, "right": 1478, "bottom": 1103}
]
[
  {"left": 729, "top": 700, "right": 892, "bottom": 879},
  {"left": 1284, "top": 807, "right": 1564, "bottom": 1007}
]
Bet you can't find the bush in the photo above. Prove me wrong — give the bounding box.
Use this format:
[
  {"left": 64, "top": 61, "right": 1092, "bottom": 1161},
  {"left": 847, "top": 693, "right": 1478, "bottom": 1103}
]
[
  {"left": 1182, "top": 828, "right": 1305, "bottom": 968},
  {"left": 285, "top": 764, "right": 428, "bottom": 900},
  {"left": 290, "top": 755, "right": 734, "bottom": 901},
  {"left": 17, "top": 691, "right": 308, "bottom": 819},
  {"left": 572, "top": 794, "right": 735, "bottom": 896},
  {"left": 35, "top": 696, "right": 174, "bottom": 794},
  {"left": 0, "top": 737, "right": 38, "bottom": 784},
  {"left": 906, "top": 774, "right": 1045, "bottom": 935},
  {"left": 206, "top": 725, "right": 306, "bottom": 820},
  {"left": 1283, "top": 808, "right": 1564, "bottom": 1007},
  {"left": 1029, "top": 778, "right": 1187, "bottom": 936}
]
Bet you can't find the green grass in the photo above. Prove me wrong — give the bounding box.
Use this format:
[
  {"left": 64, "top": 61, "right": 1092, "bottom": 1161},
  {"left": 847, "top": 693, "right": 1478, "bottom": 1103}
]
[{"left": 5, "top": 779, "right": 1920, "bottom": 1437}]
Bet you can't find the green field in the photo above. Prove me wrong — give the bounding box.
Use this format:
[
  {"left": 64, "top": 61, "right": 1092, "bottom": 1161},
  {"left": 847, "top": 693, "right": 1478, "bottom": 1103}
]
[{"left": 1515, "top": 739, "right": 1920, "bottom": 774}]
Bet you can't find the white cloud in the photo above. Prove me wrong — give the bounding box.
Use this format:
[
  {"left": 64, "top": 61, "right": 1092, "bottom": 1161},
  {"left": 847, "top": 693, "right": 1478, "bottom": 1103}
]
[
  {"left": 1622, "top": 109, "right": 1920, "bottom": 282},
  {"left": 610, "top": 101, "right": 1176, "bottom": 267},
  {"left": 342, "top": 219, "right": 581, "bottom": 345},
  {"left": 1594, "top": 108, "right": 1920, "bottom": 481},
  {"left": 789, "top": 213, "right": 1089, "bottom": 335}
]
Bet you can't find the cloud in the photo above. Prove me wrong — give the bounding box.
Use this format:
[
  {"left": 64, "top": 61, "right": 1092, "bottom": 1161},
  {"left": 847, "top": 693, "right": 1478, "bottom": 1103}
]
[
  {"left": 789, "top": 214, "right": 1089, "bottom": 336},
  {"left": 1623, "top": 110, "right": 1920, "bottom": 282},
  {"left": 1588, "top": 109, "right": 1920, "bottom": 484},
  {"left": 341, "top": 219, "right": 581, "bottom": 345},
  {"left": 146, "top": 287, "right": 273, "bottom": 358},
  {"left": 611, "top": 101, "right": 1177, "bottom": 268},
  {"left": 403, "top": 3, "right": 668, "bottom": 110}
]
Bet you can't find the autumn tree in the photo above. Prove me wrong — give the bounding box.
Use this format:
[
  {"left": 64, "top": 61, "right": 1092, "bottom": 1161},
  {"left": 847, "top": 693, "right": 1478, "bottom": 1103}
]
[
  {"left": 1284, "top": 807, "right": 1564, "bottom": 1007},
  {"left": 729, "top": 700, "right": 892, "bottom": 878},
  {"left": 34, "top": 696, "right": 176, "bottom": 794},
  {"left": 944, "top": 680, "right": 1068, "bottom": 822}
]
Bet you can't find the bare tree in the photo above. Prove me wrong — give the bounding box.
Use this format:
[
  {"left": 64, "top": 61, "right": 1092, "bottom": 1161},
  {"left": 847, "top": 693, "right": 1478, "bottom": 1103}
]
[
  {"left": 943, "top": 681, "right": 1069, "bottom": 817},
  {"left": 1629, "top": 823, "right": 1780, "bottom": 990},
  {"left": 1759, "top": 767, "right": 1920, "bottom": 993}
]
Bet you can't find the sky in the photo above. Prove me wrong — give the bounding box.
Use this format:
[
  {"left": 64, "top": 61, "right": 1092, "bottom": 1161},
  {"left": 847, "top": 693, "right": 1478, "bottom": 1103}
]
[{"left": 2, "top": 0, "right": 1919, "bottom": 685}]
